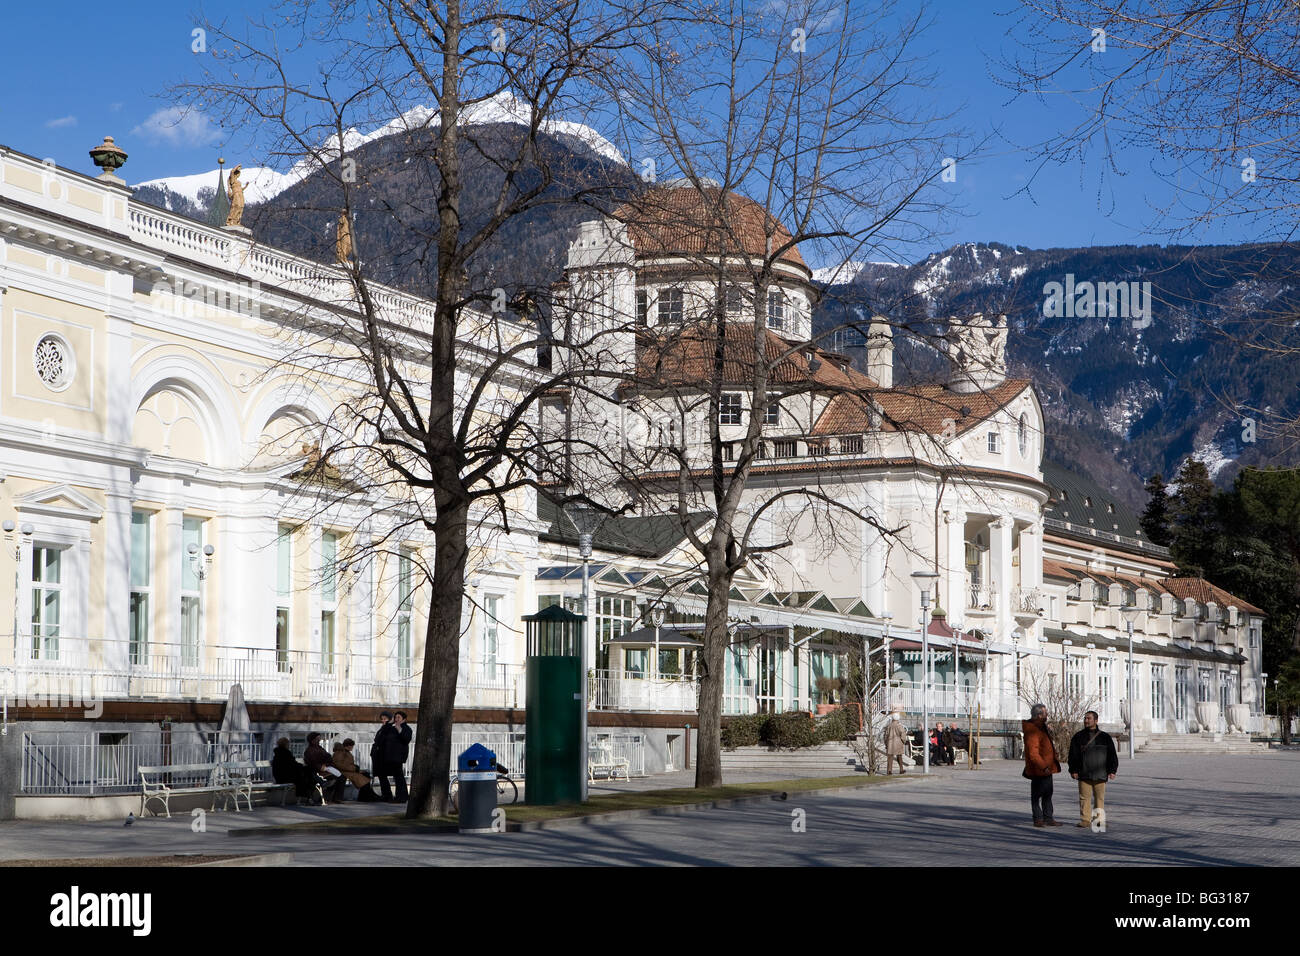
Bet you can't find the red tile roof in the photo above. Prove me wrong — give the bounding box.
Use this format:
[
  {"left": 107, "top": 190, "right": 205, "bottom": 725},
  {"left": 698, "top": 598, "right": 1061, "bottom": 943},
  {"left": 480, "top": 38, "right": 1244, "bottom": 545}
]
[
  {"left": 612, "top": 185, "right": 807, "bottom": 270},
  {"left": 633, "top": 325, "right": 876, "bottom": 392},
  {"left": 1162, "top": 577, "right": 1265, "bottom": 615},
  {"left": 811, "top": 380, "right": 1032, "bottom": 436}
]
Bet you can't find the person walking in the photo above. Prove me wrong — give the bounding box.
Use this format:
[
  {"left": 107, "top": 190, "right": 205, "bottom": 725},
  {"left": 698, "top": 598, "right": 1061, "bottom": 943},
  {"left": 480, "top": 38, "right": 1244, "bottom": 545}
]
[
  {"left": 1023, "top": 703, "right": 1063, "bottom": 827},
  {"left": 883, "top": 712, "right": 909, "bottom": 775},
  {"left": 373, "top": 710, "right": 412, "bottom": 803},
  {"left": 1067, "top": 710, "right": 1118, "bottom": 830}
]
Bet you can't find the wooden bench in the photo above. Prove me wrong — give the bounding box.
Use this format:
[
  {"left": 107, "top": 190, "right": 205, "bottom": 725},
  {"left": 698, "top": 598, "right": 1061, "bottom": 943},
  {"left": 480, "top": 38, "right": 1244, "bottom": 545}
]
[
  {"left": 588, "top": 744, "right": 630, "bottom": 781},
  {"left": 139, "top": 762, "right": 224, "bottom": 818}
]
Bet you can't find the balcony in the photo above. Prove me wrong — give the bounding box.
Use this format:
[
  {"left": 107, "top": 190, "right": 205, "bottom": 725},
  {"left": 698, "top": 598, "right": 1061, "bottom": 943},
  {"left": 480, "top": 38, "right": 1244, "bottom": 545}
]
[
  {"left": 2, "top": 635, "right": 524, "bottom": 709},
  {"left": 965, "top": 579, "right": 997, "bottom": 613},
  {"left": 592, "top": 669, "right": 700, "bottom": 713}
]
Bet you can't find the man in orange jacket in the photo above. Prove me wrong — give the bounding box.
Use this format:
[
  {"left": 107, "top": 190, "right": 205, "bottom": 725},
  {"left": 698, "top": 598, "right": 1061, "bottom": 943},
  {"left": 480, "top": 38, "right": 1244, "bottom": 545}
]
[{"left": 1022, "top": 703, "right": 1063, "bottom": 827}]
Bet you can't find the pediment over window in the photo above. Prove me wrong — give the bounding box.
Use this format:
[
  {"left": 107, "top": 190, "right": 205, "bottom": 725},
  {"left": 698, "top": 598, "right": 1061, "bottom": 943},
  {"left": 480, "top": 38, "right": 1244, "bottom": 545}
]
[{"left": 14, "top": 484, "right": 104, "bottom": 522}]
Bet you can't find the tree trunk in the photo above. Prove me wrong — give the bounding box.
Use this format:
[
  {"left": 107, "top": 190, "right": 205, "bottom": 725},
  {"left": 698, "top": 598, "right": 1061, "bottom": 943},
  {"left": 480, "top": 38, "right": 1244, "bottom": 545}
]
[
  {"left": 695, "top": 562, "right": 732, "bottom": 788},
  {"left": 406, "top": 498, "right": 469, "bottom": 818}
]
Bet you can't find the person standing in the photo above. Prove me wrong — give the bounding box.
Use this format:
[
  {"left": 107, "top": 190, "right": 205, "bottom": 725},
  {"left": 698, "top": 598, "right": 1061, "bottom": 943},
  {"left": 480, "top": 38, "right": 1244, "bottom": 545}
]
[
  {"left": 1068, "top": 710, "right": 1118, "bottom": 829},
  {"left": 1022, "top": 703, "right": 1063, "bottom": 827},
  {"left": 372, "top": 711, "right": 397, "bottom": 802},
  {"left": 375, "top": 710, "right": 412, "bottom": 803},
  {"left": 883, "top": 712, "right": 909, "bottom": 775}
]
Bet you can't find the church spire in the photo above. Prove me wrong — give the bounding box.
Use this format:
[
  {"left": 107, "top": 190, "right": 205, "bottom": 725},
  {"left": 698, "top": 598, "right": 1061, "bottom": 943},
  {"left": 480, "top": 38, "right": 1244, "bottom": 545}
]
[{"left": 206, "top": 157, "right": 230, "bottom": 227}]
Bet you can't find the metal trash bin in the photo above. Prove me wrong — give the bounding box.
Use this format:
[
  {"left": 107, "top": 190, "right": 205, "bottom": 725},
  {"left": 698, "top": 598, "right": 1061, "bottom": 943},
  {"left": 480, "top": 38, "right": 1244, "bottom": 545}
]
[{"left": 456, "top": 743, "right": 498, "bottom": 833}]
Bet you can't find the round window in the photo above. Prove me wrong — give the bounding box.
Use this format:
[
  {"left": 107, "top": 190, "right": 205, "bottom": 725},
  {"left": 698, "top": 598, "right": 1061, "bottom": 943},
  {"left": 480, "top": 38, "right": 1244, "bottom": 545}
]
[{"left": 34, "top": 333, "right": 75, "bottom": 391}]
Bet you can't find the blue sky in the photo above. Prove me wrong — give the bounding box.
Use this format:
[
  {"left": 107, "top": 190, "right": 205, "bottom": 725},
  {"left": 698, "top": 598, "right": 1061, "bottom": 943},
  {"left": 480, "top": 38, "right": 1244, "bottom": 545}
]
[{"left": 0, "top": 1, "right": 1255, "bottom": 261}]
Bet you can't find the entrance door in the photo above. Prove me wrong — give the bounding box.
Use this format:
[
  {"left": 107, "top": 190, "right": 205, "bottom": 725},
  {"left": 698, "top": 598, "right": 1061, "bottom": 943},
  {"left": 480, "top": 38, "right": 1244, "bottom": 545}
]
[{"left": 756, "top": 633, "right": 785, "bottom": 713}]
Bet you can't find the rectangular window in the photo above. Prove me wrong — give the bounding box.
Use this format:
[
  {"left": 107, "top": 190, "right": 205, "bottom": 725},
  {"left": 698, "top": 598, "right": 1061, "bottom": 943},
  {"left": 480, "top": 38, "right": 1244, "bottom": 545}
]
[
  {"left": 31, "top": 547, "right": 63, "bottom": 660},
  {"left": 987, "top": 431, "right": 1001, "bottom": 454},
  {"left": 658, "top": 648, "right": 680, "bottom": 676},
  {"left": 320, "top": 531, "right": 338, "bottom": 673},
  {"left": 719, "top": 393, "right": 742, "bottom": 426},
  {"left": 397, "top": 550, "right": 413, "bottom": 679},
  {"left": 276, "top": 525, "right": 292, "bottom": 672},
  {"left": 1067, "top": 655, "right": 1085, "bottom": 697},
  {"left": 767, "top": 290, "right": 786, "bottom": 330},
  {"left": 597, "top": 593, "right": 636, "bottom": 670},
  {"left": 483, "top": 595, "right": 501, "bottom": 669},
  {"left": 1249, "top": 625, "right": 1259, "bottom": 649},
  {"left": 129, "top": 511, "right": 151, "bottom": 666},
  {"left": 725, "top": 286, "right": 746, "bottom": 314},
  {"left": 180, "top": 517, "right": 204, "bottom": 668},
  {"left": 764, "top": 402, "right": 780, "bottom": 426},
  {"left": 1198, "top": 667, "right": 1212, "bottom": 703},
  {"left": 657, "top": 288, "right": 683, "bottom": 325},
  {"left": 1151, "top": 664, "right": 1166, "bottom": 719},
  {"left": 1096, "top": 658, "right": 1111, "bottom": 700},
  {"left": 773, "top": 439, "right": 798, "bottom": 458},
  {"left": 839, "top": 435, "right": 863, "bottom": 455},
  {"left": 635, "top": 290, "right": 647, "bottom": 326},
  {"left": 1175, "top": 665, "right": 1190, "bottom": 720},
  {"left": 625, "top": 648, "right": 648, "bottom": 678}
]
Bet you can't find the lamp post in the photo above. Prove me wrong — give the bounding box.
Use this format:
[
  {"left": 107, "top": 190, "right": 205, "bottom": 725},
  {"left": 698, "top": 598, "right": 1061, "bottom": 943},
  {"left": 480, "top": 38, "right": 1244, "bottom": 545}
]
[
  {"left": 563, "top": 501, "right": 602, "bottom": 802},
  {"left": 911, "top": 570, "right": 939, "bottom": 774},
  {"left": 1120, "top": 605, "right": 1140, "bottom": 761}
]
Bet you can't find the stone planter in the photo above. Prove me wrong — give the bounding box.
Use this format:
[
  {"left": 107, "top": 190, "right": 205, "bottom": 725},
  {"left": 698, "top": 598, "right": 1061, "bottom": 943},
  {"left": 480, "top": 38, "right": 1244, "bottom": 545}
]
[
  {"left": 1195, "top": 701, "right": 1220, "bottom": 732},
  {"left": 1227, "top": 704, "right": 1250, "bottom": 734}
]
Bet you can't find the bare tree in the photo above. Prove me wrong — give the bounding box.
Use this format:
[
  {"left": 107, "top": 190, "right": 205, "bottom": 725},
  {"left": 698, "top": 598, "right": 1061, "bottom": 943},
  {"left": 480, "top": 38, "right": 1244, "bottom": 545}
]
[
  {"left": 184, "top": 0, "right": 666, "bottom": 817},
  {"left": 573, "top": 0, "right": 965, "bottom": 787},
  {"left": 1017, "top": 666, "right": 1099, "bottom": 763}
]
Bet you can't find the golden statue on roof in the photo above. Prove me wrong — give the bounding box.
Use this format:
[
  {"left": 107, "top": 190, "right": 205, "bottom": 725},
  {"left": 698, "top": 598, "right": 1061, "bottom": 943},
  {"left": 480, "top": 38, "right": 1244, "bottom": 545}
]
[{"left": 225, "top": 164, "right": 245, "bottom": 227}]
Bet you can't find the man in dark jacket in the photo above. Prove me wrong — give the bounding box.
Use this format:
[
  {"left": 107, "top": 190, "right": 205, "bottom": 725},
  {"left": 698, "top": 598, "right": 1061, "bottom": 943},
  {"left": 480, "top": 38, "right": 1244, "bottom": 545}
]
[
  {"left": 1068, "top": 710, "right": 1119, "bottom": 830},
  {"left": 373, "top": 710, "right": 411, "bottom": 802}
]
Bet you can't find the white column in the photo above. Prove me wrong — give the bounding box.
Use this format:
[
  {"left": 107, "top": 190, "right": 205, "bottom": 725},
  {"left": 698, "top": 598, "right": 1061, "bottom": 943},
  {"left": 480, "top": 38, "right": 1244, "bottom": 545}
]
[
  {"left": 991, "top": 517, "right": 1013, "bottom": 642},
  {"left": 163, "top": 508, "right": 184, "bottom": 648},
  {"left": 863, "top": 480, "right": 887, "bottom": 615},
  {"left": 102, "top": 492, "right": 132, "bottom": 670},
  {"left": 944, "top": 509, "right": 965, "bottom": 617}
]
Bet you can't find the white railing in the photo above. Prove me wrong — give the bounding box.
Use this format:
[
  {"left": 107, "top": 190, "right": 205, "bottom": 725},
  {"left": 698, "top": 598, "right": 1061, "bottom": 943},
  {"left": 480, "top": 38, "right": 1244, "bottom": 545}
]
[
  {"left": 885, "top": 679, "right": 1021, "bottom": 721},
  {"left": 966, "top": 581, "right": 997, "bottom": 611},
  {"left": 1011, "top": 587, "right": 1043, "bottom": 616},
  {"left": 20, "top": 731, "right": 269, "bottom": 795},
  {"left": 592, "top": 669, "right": 699, "bottom": 713},
  {"left": 1, "top": 635, "right": 523, "bottom": 708}
]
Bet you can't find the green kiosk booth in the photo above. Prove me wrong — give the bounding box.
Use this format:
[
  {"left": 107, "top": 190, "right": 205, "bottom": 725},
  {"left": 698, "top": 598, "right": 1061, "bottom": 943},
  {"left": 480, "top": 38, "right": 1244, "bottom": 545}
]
[{"left": 523, "top": 604, "right": 584, "bottom": 805}]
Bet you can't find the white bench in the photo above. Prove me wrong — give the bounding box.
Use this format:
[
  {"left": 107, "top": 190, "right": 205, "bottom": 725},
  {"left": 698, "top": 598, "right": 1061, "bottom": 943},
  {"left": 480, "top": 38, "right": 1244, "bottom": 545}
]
[
  {"left": 588, "top": 744, "right": 630, "bottom": 781},
  {"left": 218, "top": 760, "right": 294, "bottom": 811},
  {"left": 139, "top": 762, "right": 224, "bottom": 818}
]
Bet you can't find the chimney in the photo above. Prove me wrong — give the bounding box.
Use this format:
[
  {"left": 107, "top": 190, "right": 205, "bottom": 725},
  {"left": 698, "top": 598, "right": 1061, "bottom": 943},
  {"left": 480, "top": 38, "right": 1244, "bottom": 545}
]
[
  {"left": 945, "top": 313, "right": 1007, "bottom": 394},
  {"left": 866, "top": 315, "right": 893, "bottom": 388}
]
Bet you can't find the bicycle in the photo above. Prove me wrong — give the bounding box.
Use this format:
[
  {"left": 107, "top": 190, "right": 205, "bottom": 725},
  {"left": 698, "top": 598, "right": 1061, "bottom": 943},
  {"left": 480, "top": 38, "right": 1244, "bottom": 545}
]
[{"left": 448, "top": 763, "right": 519, "bottom": 812}]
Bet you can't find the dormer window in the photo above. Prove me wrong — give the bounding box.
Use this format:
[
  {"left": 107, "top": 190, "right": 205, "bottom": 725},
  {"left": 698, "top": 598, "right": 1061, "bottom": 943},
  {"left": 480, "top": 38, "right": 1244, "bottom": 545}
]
[
  {"left": 725, "top": 286, "right": 747, "bottom": 314},
  {"left": 658, "top": 288, "right": 683, "bottom": 325},
  {"left": 1084, "top": 496, "right": 1092, "bottom": 507},
  {"left": 987, "top": 431, "right": 1001, "bottom": 454},
  {"left": 767, "top": 291, "right": 786, "bottom": 330},
  {"left": 719, "top": 393, "right": 743, "bottom": 426}
]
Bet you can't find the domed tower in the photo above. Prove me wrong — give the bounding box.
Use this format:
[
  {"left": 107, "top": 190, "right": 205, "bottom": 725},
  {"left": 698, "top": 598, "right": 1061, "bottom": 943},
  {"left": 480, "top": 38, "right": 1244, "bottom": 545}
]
[{"left": 609, "top": 181, "right": 814, "bottom": 340}]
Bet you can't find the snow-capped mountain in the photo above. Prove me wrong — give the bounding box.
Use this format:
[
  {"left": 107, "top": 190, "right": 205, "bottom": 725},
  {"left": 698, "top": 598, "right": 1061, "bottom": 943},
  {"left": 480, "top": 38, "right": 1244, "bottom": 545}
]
[
  {"left": 811, "top": 260, "right": 903, "bottom": 284},
  {"left": 134, "top": 92, "right": 625, "bottom": 205}
]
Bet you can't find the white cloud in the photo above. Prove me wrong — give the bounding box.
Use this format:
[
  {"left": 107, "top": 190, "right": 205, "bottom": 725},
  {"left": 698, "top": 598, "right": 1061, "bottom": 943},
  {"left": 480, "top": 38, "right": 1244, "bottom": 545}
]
[
  {"left": 44, "top": 115, "right": 77, "bottom": 129},
  {"left": 131, "top": 106, "right": 222, "bottom": 148}
]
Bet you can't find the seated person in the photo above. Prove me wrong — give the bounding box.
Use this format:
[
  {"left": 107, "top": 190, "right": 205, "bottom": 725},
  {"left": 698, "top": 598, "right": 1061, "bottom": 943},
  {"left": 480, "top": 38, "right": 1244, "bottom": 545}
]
[
  {"left": 332, "top": 738, "right": 380, "bottom": 802},
  {"left": 303, "top": 732, "right": 347, "bottom": 804},
  {"left": 271, "top": 737, "right": 301, "bottom": 785}
]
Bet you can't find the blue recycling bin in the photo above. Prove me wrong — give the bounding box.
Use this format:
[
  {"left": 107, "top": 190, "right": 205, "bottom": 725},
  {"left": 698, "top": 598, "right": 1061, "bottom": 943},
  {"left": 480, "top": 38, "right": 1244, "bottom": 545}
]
[{"left": 456, "top": 743, "right": 498, "bottom": 833}]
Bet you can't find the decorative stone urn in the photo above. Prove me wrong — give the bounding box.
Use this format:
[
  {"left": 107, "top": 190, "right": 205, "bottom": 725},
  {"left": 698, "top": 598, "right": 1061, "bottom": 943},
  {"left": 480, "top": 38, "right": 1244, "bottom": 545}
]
[
  {"left": 1195, "top": 701, "right": 1220, "bottom": 733},
  {"left": 1227, "top": 703, "right": 1250, "bottom": 735}
]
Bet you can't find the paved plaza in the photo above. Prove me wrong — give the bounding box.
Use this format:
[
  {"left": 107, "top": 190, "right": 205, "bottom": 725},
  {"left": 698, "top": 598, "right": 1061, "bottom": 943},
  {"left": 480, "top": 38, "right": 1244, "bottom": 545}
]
[{"left": 0, "top": 752, "right": 1296, "bottom": 866}]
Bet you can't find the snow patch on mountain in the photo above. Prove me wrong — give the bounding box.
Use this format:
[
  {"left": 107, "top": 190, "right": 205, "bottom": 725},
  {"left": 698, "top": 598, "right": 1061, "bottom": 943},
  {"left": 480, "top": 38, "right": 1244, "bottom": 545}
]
[{"left": 135, "top": 91, "right": 624, "bottom": 205}]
